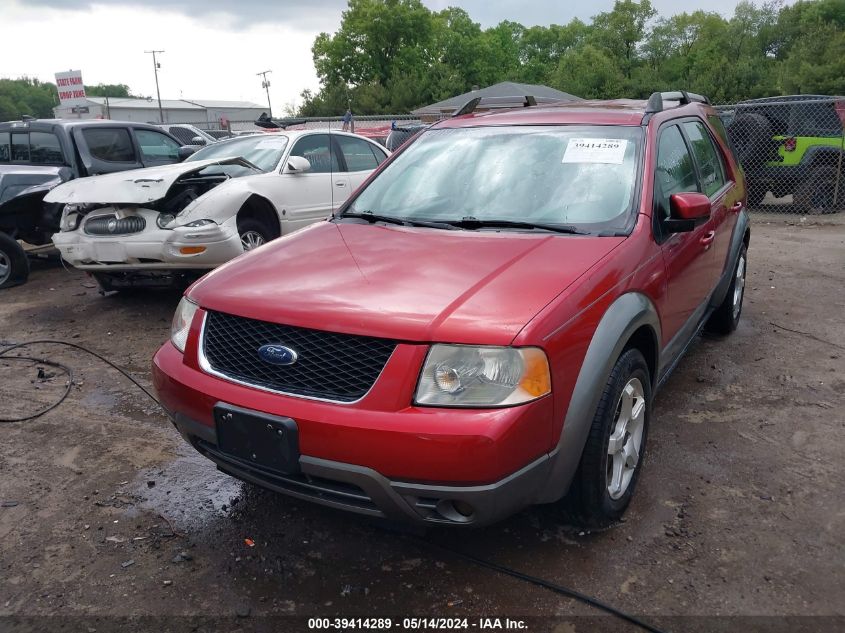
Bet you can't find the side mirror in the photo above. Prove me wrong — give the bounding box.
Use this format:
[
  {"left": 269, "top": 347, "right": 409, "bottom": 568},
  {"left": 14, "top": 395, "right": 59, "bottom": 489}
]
[
  {"left": 665, "top": 192, "right": 711, "bottom": 233},
  {"left": 190, "top": 136, "right": 206, "bottom": 145},
  {"left": 286, "top": 155, "right": 311, "bottom": 173},
  {"left": 177, "top": 146, "right": 197, "bottom": 162}
]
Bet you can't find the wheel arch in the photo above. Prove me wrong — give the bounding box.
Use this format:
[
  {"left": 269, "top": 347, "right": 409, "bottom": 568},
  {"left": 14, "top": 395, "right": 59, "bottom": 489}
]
[
  {"left": 535, "top": 291, "right": 661, "bottom": 504},
  {"left": 236, "top": 195, "right": 281, "bottom": 240}
]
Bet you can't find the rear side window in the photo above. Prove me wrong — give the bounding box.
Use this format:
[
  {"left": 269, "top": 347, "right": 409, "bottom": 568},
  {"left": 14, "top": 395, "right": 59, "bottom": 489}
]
[
  {"left": 29, "top": 132, "right": 64, "bottom": 164},
  {"left": 82, "top": 128, "right": 135, "bottom": 162},
  {"left": 655, "top": 125, "right": 699, "bottom": 218},
  {"left": 136, "top": 129, "right": 181, "bottom": 162},
  {"left": 11, "top": 133, "right": 29, "bottom": 161},
  {"left": 682, "top": 121, "right": 725, "bottom": 197},
  {"left": 168, "top": 126, "right": 196, "bottom": 145},
  {"left": 336, "top": 136, "right": 380, "bottom": 171},
  {"left": 0, "top": 132, "right": 10, "bottom": 162}
]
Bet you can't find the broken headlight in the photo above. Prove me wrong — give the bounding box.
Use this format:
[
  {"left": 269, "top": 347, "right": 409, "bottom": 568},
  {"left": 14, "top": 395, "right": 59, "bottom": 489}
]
[
  {"left": 170, "top": 297, "right": 199, "bottom": 353},
  {"left": 157, "top": 213, "right": 176, "bottom": 229},
  {"left": 184, "top": 219, "right": 217, "bottom": 227},
  {"left": 60, "top": 204, "right": 84, "bottom": 231}
]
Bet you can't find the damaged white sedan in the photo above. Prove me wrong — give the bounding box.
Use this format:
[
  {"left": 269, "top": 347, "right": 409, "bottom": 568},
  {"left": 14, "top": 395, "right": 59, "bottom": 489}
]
[{"left": 46, "top": 131, "right": 389, "bottom": 290}]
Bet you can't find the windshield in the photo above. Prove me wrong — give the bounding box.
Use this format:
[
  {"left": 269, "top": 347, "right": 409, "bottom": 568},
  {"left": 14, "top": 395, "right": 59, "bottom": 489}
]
[
  {"left": 345, "top": 125, "right": 642, "bottom": 232},
  {"left": 186, "top": 134, "right": 288, "bottom": 172}
]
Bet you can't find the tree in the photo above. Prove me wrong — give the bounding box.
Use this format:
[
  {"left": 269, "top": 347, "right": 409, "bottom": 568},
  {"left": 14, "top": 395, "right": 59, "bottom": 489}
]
[
  {"left": 0, "top": 78, "right": 58, "bottom": 120},
  {"left": 591, "top": 0, "right": 656, "bottom": 79},
  {"left": 84, "top": 83, "right": 135, "bottom": 98}
]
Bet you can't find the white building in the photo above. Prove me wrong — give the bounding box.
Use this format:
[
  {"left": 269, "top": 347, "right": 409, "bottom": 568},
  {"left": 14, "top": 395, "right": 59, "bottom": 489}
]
[{"left": 52, "top": 97, "right": 267, "bottom": 126}]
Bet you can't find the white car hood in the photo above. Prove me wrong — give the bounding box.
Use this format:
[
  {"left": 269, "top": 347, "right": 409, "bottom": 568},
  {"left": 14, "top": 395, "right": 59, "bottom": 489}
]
[{"left": 44, "top": 157, "right": 255, "bottom": 205}]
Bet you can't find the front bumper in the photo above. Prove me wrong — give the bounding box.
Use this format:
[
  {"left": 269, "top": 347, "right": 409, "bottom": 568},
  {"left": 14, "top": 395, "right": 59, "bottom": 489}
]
[
  {"left": 52, "top": 210, "right": 244, "bottom": 271},
  {"left": 172, "top": 411, "right": 553, "bottom": 526}
]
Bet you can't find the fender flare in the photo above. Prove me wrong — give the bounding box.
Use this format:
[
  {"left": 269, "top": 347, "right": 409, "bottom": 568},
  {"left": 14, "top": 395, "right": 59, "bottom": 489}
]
[
  {"left": 710, "top": 208, "right": 750, "bottom": 309},
  {"left": 535, "top": 292, "right": 661, "bottom": 504}
]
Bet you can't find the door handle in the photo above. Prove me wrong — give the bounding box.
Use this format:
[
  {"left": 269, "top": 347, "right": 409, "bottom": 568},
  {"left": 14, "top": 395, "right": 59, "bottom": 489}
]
[
  {"left": 334, "top": 181, "right": 346, "bottom": 187},
  {"left": 700, "top": 231, "right": 716, "bottom": 247},
  {"left": 730, "top": 201, "right": 743, "bottom": 213}
]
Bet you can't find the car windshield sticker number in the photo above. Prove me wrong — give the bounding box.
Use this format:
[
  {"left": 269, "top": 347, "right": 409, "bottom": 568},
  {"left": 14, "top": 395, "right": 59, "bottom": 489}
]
[
  {"left": 255, "top": 138, "right": 285, "bottom": 149},
  {"left": 563, "top": 138, "right": 628, "bottom": 164}
]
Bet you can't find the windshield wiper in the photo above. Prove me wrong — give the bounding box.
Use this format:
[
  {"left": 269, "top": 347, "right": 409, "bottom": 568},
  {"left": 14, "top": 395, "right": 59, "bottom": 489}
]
[
  {"left": 339, "top": 211, "right": 457, "bottom": 230},
  {"left": 444, "top": 217, "right": 589, "bottom": 235}
]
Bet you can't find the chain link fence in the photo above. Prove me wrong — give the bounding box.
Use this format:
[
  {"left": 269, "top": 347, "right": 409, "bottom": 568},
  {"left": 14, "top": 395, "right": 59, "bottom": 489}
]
[{"left": 714, "top": 96, "right": 845, "bottom": 219}]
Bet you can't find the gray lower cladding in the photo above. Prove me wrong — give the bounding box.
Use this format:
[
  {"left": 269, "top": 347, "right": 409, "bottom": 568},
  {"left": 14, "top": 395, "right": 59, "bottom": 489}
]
[{"left": 172, "top": 412, "right": 554, "bottom": 527}]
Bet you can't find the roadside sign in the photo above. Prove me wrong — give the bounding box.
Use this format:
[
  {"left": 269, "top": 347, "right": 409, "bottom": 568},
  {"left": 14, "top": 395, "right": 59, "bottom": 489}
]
[
  {"left": 71, "top": 106, "right": 89, "bottom": 114},
  {"left": 55, "top": 70, "right": 87, "bottom": 107}
]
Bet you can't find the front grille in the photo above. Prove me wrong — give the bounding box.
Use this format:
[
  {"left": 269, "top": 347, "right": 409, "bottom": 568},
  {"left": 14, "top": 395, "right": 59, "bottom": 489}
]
[
  {"left": 202, "top": 311, "right": 397, "bottom": 402},
  {"left": 85, "top": 215, "right": 146, "bottom": 235}
]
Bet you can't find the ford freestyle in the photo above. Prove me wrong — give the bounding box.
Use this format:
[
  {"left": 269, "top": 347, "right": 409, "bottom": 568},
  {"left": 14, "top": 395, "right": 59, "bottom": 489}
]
[{"left": 153, "top": 91, "right": 749, "bottom": 527}]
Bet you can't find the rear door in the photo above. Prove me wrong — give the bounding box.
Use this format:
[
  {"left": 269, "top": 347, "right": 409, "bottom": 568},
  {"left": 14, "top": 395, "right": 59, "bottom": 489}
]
[
  {"left": 282, "top": 133, "right": 347, "bottom": 232},
  {"left": 73, "top": 126, "right": 144, "bottom": 175},
  {"left": 334, "top": 134, "right": 387, "bottom": 191},
  {"left": 654, "top": 123, "right": 717, "bottom": 344}
]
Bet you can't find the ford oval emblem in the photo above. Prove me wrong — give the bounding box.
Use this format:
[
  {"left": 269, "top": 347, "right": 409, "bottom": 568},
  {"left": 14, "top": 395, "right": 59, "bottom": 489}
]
[{"left": 257, "top": 344, "right": 298, "bottom": 366}]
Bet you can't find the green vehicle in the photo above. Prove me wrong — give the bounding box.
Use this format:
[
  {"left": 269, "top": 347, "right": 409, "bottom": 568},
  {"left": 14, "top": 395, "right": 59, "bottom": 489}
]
[{"left": 725, "top": 95, "right": 845, "bottom": 212}]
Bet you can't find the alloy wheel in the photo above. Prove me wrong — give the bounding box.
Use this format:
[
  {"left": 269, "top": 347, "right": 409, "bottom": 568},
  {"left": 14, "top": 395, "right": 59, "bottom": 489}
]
[
  {"left": 606, "top": 377, "right": 646, "bottom": 500},
  {"left": 733, "top": 254, "right": 746, "bottom": 319},
  {"left": 240, "top": 231, "right": 266, "bottom": 251},
  {"left": 0, "top": 251, "right": 10, "bottom": 285}
]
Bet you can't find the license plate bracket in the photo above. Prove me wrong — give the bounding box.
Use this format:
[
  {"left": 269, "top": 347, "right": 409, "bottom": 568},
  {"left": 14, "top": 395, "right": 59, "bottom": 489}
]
[{"left": 214, "top": 403, "right": 299, "bottom": 474}]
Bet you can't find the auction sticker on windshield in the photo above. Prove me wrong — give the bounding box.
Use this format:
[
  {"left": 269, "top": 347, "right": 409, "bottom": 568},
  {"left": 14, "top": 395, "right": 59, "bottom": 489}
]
[{"left": 562, "top": 138, "right": 627, "bottom": 164}]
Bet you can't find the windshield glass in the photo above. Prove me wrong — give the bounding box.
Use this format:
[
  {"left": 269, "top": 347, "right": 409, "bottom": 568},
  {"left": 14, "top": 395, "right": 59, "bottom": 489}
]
[
  {"left": 186, "top": 134, "right": 288, "bottom": 173},
  {"left": 346, "top": 125, "right": 642, "bottom": 232}
]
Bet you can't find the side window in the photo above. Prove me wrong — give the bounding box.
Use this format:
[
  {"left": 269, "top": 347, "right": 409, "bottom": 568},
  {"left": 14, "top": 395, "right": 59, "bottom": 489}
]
[
  {"left": 136, "top": 129, "right": 181, "bottom": 162},
  {"left": 708, "top": 115, "right": 733, "bottom": 150},
  {"left": 655, "top": 125, "right": 699, "bottom": 219},
  {"left": 29, "top": 132, "right": 65, "bottom": 164},
  {"left": 336, "top": 136, "right": 380, "bottom": 171},
  {"left": 289, "top": 134, "right": 339, "bottom": 174},
  {"left": 11, "top": 132, "right": 29, "bottom": 161},
  {"left": 168, "top": 126, "right": 195, "bottom": 145},
  {"left": 0, "top": 132, "right": 10, "bottom": 162},
  {"left": 82, "top": 128, "right": 136, "bottom": 163},
  {"left": 683, "top": 121, "right": 725, "bottom": 197}
]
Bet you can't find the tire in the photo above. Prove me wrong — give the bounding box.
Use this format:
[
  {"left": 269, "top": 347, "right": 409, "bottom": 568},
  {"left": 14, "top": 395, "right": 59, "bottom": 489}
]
[
  {"left": 237, "top": 218, "right": 273, "bottom": 251},
  {"left": 794, "top": 164, "right": 843, "bottom": 214},
  {"left": 727, "top": 113, "right": 772, "bottom": 168},
  {"left": 571, "top": 348, "right": 652, "bottom": 528},
  {"left": 706, "top": 244, "right": 747, "bottom": 335},
  {"left": 0, "top": 232, "right": 30, "bottom": 289}
]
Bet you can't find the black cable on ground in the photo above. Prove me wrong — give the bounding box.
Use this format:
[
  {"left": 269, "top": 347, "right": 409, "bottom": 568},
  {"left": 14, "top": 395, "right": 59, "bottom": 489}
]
[{"left": 1, "top": 339, "right": 669, "bottom": 633}]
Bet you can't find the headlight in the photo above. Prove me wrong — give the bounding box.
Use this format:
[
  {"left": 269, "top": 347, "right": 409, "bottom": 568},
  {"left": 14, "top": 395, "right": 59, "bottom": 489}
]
[
  {"left": 60, "top": 204, "right": 82, "bottom": 231},
  {"left": 157, "top": 213, "right": 176, "bottom": 229},
  {"left": 170, "top": 297, "right": 199, "bottom": 353},
  {"left": 184, "top": 219, "right": 217, "bottom": 227},
  {"left": 415, "top": 345, "right": 551, "bottom": 407}
]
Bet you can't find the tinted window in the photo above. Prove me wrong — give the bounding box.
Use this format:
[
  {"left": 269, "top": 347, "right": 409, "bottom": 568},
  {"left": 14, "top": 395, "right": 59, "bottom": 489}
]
[
  {"left": 789, "top": 103, "right": 842, "bottom": 137},
  {"left": 168, "top": 126, "right": 196, "bottom": 145},
  {"left": 683, "top": 121, "right": 725, "bottom": 197},
  {"left": 136, "top": 129, "right": 181, "bottom": 162},
  {"left": 290, "top": 134, "right": 339, "bottom": 173},
  {"left": 82, "top": 128, "right": 135, "bottom": 162},
  {"left": 337, "top": 136, "right": 380, "bottom": 171},
  {"left": 655, "top": 125, "right": 699, "bottom": 218},
  {"left": 29, "top": 132, "right": 65, "bottom": 164},
  {"left": 0, "top": 132, "right": 9, "bottom": 162},
  {"left": 11, "top": 133, "right": 29, "bottom": 161}
]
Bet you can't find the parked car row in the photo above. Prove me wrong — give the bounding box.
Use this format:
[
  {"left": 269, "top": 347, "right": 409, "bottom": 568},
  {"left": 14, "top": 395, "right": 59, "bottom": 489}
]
[{"left": 0, "top": 120, "right": 388, "bottom": 289}]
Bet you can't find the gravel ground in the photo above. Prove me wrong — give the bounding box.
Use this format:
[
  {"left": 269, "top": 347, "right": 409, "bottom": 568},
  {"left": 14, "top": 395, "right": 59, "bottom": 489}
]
[{"left": 0, "top": 220, "right": 843, "bottom": 633}]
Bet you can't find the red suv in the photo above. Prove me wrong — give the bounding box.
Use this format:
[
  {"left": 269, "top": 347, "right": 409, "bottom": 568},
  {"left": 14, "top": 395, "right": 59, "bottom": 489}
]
[{"left": 153, "top": 91, "right": 749, "bottom": 527}]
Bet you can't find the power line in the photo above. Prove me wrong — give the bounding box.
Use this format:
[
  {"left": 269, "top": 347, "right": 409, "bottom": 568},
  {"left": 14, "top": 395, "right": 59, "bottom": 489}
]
[{"left": 145, "top": 50, "right": 165, "bottom": 123}]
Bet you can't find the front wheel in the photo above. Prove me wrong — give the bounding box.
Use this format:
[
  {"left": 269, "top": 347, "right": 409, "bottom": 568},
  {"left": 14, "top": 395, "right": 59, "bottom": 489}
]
[
  {"left": 0, "top": 232, "right": 30, "bottom": 289},
  {"left": 237, "top": 218, "right": 273, "bottom": 252},
  {"left": 571, "top": 348, "right": 652, "bottom": 527}
]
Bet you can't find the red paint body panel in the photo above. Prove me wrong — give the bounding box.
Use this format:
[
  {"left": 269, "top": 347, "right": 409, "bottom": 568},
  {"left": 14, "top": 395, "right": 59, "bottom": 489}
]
[{"left": 154, "top": 98, "right": 747, "bottom": 496}]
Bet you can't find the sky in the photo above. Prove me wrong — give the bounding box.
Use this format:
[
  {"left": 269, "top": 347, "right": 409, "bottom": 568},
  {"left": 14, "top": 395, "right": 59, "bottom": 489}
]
[{"left": 0, "top": 0, "right": 771, "bottom": 114}]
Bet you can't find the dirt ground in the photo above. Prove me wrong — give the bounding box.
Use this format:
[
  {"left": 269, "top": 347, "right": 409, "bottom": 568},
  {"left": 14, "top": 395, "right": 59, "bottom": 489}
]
[{"left": 0, "top": 220, "right": 843, "bottom": 633}]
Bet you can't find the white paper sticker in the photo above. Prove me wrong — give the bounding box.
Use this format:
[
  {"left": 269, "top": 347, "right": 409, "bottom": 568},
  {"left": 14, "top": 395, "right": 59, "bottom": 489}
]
[
  {"left": 562, "top": 138, "right": 628, "bottom": 164},
  {"left": 255, "top": 137, "right": 285, "bottom": 149}
]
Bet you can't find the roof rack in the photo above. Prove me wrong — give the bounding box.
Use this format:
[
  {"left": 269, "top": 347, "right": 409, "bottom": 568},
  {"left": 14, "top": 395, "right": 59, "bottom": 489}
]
[
  {"left": 451, "top": 95, "right": 538, "bottom": 118},
  {"left": 644, "top": 91, "right": 710, "bottom": 115}
]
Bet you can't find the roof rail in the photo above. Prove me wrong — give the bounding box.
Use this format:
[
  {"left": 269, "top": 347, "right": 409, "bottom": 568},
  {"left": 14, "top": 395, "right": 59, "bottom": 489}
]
[
  {"left": 644, "top": 90, "right": 710, "bottom": 115},
  {"left": 451, "top": 95, "right": 538, "bottom": 118}
]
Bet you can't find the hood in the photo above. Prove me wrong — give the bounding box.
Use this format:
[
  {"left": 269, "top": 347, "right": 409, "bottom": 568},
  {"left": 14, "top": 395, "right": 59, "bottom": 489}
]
[
  {"left": 43, "top": 157, "right": 255, "bottom": 205},
  {"left": 190, "top": 222, "right": 625, "bottom": 345},
  {"left": 0, "top": 164, "right": 71, "bottom": 207}
]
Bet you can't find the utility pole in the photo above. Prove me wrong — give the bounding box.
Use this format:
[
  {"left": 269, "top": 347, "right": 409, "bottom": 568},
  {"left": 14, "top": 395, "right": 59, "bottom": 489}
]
[
  {"left": 257, "top": 70, "right": 272, "bottom": 117},
  {"left": 145, "top": 50, "right": 165, "bottom": 123}
]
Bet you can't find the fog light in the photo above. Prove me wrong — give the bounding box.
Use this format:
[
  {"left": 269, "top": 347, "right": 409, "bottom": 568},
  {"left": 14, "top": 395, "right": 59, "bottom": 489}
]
[
  {"left": 452, "top": 500, "right": 474, "bottom": 517},
  {"left": 179, "top": 246, "right": 207, "bottom": 255}
]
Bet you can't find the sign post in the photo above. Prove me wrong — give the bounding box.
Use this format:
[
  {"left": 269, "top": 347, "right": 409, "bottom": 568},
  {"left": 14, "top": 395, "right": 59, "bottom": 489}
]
[{"left": 55, "top": 70, "right": 87, "bottom": 118}]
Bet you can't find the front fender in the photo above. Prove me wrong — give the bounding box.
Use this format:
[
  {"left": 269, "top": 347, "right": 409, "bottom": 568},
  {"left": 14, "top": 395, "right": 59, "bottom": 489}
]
[
  {"left": 175, "top": 179, "right": 256, "bottom": 225},
  {"left": 535, "top": 292, "right": 660, "bottom": 504}
]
